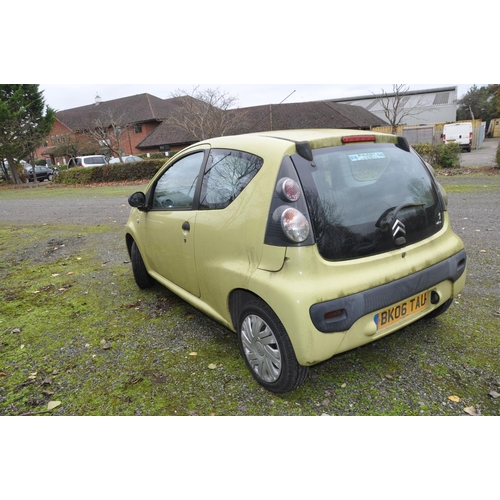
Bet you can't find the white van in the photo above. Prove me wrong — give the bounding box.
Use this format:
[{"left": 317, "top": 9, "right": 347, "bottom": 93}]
[{"left": 442, "top": 123, "right": 473, "bottom": 152}]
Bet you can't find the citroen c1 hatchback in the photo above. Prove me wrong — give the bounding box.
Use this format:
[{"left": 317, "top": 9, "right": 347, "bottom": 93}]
[{"left": 125, "top": 129, "right": 467, "bottom": 393}]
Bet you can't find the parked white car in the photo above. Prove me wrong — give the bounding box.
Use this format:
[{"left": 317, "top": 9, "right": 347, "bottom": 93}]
[
  {"left": 67, "top": 155, "right": 108, "bottom": 168},
  {"left": 109, "top": 155, "right": 143, "bottom": 164}
]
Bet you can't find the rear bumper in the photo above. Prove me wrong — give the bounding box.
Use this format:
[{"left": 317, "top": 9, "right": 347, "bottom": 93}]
[{"left": 310, "top": 249, "right": 466, "bottom": 333}]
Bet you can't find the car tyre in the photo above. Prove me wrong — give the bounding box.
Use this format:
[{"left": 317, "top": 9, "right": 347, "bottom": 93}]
[
  {"left": 131, "top": 241, "right": 155, "bottom": 289},
  {"left": 423, "top": 298, "right": 453, "bottom": 320},
  {"left": 237, "top": 298, "right": 308, "bottom": 393}
]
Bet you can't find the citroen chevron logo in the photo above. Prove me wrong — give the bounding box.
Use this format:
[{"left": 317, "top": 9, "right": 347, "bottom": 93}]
[{"left": 392, "top": 219, "right": 406, "bottom": 245}]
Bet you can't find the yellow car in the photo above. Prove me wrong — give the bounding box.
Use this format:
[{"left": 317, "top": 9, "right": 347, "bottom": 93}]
[{"left": 125, "top": 129, "right": 467, "bottom": 393}]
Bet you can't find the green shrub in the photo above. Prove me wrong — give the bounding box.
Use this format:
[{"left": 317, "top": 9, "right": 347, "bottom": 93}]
[
  {"left": 496, "top": 141, "right": 500, "bottom": 168},
  {"left": 55, "top": 159, "right": 166, "bottom": 185},
  {"left": 412, "top": 143, "right": 440, "bottom": 166},
  {"left": 439, "top": 142, "right": 461, "bottom": 168},
  {"left": 412, "top": 142, "right": 461, "bottom": 169}
]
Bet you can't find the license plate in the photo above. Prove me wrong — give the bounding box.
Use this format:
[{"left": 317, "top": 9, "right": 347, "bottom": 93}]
[{"left": 375, "top": 292, "right": 429, "bottom": 330}]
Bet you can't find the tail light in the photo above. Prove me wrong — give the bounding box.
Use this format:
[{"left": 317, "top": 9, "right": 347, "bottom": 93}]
[
  {"left": 274, "top": 207, "right": 310, "bottom": 243},
  {"left": 265, "top": 157, "right": 314, "bottom": 247},
  {"left": 276, "top": 177, "right": 301, "bottom": 202}
]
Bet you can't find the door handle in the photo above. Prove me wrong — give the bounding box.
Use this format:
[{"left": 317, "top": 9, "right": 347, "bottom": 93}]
[{"left": 182, "top": 221, "right": 190, "bottom": 232}]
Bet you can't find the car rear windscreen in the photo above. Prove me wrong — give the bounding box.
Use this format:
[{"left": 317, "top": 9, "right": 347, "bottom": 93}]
[{"left": 294, "top": 143, "right": 444, "bottom": 261}]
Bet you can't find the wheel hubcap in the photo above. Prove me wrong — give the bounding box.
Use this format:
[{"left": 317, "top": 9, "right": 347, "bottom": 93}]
[{"left": 241, "top": 314, "right": 281, "bottom": 383}]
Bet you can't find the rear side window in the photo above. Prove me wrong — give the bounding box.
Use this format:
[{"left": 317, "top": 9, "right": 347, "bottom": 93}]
[
  {"left": 87, "top": 156, "right": 106, "bottom": 165},
  {"left": 199, "top": 149, "right": 263, "bottom": 210},
  {"left": 294, "top": 143, "right": 443, "bottom": 261}
]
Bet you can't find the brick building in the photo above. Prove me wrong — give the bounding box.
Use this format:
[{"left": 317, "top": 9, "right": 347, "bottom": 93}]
[{"left": 37, "top": 93, "right": 186, "bottom": 165}]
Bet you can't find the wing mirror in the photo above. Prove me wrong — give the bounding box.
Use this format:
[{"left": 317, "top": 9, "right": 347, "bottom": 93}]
[{"left": 128, "top": 192, "right": 147, "bottom": 210}]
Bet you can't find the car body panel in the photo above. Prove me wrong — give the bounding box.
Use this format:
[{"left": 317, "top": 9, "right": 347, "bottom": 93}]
[{"left": 144, "top": 210, "right": 199, "bottom": 297}]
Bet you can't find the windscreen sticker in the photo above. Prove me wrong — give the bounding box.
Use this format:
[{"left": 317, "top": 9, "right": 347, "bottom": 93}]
[{"left": 348, "top": 152, "right": 386, "bottom": 162}]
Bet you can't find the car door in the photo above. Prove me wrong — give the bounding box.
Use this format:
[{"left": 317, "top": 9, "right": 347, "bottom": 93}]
[{"left": 142, "top": 151, "right": 206, "bottom": 297}]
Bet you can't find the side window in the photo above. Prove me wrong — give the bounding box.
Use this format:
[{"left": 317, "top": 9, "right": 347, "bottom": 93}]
[
  {"left": 152, "top": 152, "right": 204, "bottom": 210},
  {"left": 199, "top": 149, "right": 263, "bottom": 210}
]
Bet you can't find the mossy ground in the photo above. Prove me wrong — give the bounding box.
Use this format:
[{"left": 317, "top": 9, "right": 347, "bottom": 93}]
[{"left": 1, "top": 178, "right": 499, "bottom": 416}]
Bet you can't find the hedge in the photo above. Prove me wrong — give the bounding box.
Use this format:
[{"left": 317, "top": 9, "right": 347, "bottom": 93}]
[
  {"left": 412, "top": 142, "right": 461, "bottom": 168},
  {"left": 54, "top": 159, "right": 167, "bottom": 185}
]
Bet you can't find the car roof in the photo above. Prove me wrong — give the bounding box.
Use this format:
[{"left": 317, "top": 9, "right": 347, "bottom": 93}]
[{"left": 198, "top": 129, "right": 398, "bottom": 155}]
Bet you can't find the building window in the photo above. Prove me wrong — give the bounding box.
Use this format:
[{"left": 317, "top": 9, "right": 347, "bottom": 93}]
[{"left": 134, "top": 124, "right": 142, "bottom": 134}]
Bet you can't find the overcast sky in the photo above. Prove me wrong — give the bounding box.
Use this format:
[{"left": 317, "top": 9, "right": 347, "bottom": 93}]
[
  {"left": 6, "top": 2, "right": 493, "bottom": 115},
  {"left": 38, "top": 83, "right": 483, "bottom": 112}
]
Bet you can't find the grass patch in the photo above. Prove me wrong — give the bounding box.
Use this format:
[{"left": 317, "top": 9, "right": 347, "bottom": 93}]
[
  {"left": 439, "top": 183, "right": 500, "bottom": 194},
  {"left": 0, "top": 182, "right": 148, "bottom": 200}
]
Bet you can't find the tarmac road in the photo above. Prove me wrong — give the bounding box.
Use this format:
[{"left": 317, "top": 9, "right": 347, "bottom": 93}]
[
  {"left": 0, "top": 191, "right": 133, "bottom": 226},
  {"left": 460, "top": 137, "right": 499, "bottom": 167}
]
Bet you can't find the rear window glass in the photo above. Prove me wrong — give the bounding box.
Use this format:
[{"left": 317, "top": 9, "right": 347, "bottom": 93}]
[
  {"left": 295, "top": 143, "right": 443, "bottom": 261},
  {"left": 88, "top": 157, "right": 106, "bottom": 164},
  {"left": 199, "top": 149, "right": 263, "bottom": 210}
]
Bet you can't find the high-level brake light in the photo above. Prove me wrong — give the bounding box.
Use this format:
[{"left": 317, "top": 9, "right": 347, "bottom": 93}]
[{"left": 342, "top": 135, "right": 377, "bottom": 144}]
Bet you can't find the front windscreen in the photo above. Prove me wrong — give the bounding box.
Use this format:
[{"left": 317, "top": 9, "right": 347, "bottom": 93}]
[{"left": 294, "top": 143, "right": 444, "bottom": 261}]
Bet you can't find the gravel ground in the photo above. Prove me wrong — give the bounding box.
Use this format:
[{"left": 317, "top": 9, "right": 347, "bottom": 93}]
[
  {"left": 1, "top": 161, "right": 499, "bottom": 416},
  {"left": 438, "top": 171, "right": 500, "bottom": 304},
  {"left": 0, "top": 189, "right": 133, "bottom": 226}
]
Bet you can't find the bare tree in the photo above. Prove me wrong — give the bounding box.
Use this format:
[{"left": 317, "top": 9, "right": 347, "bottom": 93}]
[
  {"left": 84, "top": 109, "right": 131, "bottom": 161},
  {"left": 169, "top": 86, "right": 242, "bottom": 141},
  {"left": 50, "top": 134, "right": 98, "bottom": 164},
  {"left": 375, "top": 84, "right": 428, "bottom": 133}
]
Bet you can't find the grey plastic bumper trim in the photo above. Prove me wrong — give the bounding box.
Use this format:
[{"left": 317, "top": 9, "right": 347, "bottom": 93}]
[{"left": 310, "top": 249, "right": 467, "bottom": 333}]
